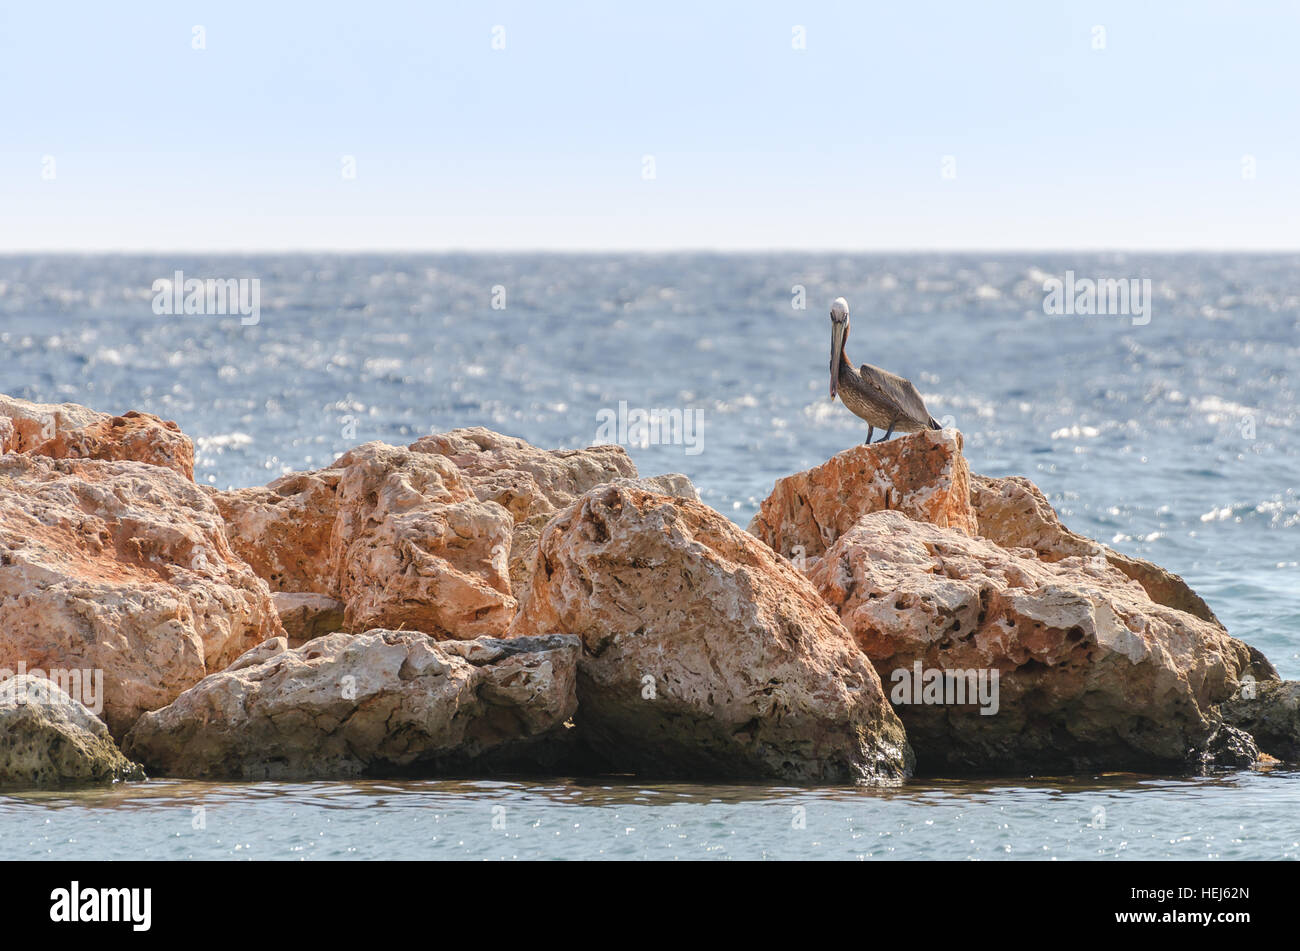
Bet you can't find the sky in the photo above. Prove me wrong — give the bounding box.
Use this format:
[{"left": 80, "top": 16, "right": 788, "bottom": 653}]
[{"left": 1, "top": 1, "right": 1297, "bottom": 251}]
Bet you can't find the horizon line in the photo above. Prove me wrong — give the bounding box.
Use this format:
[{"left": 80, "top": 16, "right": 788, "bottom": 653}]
[{"left": 3, "top": 247, "right": 1299, "bottom": 256}]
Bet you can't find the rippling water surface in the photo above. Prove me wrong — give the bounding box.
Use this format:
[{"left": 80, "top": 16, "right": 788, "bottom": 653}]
[
  {"left": 4, "top": 772, "right": 1298, "bottom": 861},
  {"left": 0, "top": 253, "right": 1296, "bottom": 859}
]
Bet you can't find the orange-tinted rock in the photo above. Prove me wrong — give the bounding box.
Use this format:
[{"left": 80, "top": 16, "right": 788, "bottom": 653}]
[
  {"left": 409, "top": 427, "right": 641, "bottom": 593},
  {"left": 0, "top": 454, "right": 282, "bottom": 737},
  {"left": 807, "top": 510, "right": 1255, "bottom": 772},
  {"left": 510, "top": 484, "right": 913, "bottom": 783},
  {"left": 208, "top": 469, "right": 343, "bottom": 593},
  {"left": 970, "top": 474, "right": 1224, "bottom": 627},
  {"left": 210, "top": 442, "right": 516, "bottom": 639},
  {"left": 329, "top": 443, "right": 516, "bottom": 637},
  {"left": 0, "top": 395, "right": 194, "bottom": 479},
  {"left": 212, "top": 429, "right": 692, "bottom": 640},
  {"left": 748, "top": 429, "right": 977, "bottom": 563},
  {"left": 0, "top": 395, "right": 101, "bottom": 450}
]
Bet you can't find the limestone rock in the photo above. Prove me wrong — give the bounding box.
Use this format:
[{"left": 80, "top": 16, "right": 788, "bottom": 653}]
[
  {"left": 1218, "top": 680, "right": 1300, "bottom": 761},
  {"left": 211, "top": 443, "right": 515, "bottom": 639},
  {"left": 969, "top": 474, "right": 1224, "bottom": 627},
  {"left": 211, "top": 429, "right": 671, "bottom": 639},
  {"left": 208, "top": 469, "right": 343, "bottom": 593},
  {"left": 0, "top": 395, "right": 194, "bottom": 479},
  {"left": 613, "top": 473, "right": 700, "bottom": 503},
  {"left": 329, "top": 443, "right": 516, "bottom": 637},
  {"left": 410, "top": 427, "right": 640, "bottom": 594},
  {"left": 807, "top": 510, "right": 1255, "bottom": 772},
  {"left": 0, "top": 676, "right": 145, "bottom": 786},
  {"left": 271, "top": 592, "right": 345, "bottom": 647},
  {"left": 122, "top": 630, "right": 580, "bottom": 780},
  {"left": 748, "top": 429, "right": 977, "bottom": 563},
  {"left": 0, "top": 454, "right": 283, "bottom": 736},
  {"left": 509, "top": 483, "right": 913, "bottom": 783}
]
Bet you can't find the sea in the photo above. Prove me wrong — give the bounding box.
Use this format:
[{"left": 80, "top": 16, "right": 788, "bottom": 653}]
[{"left": 0, "top": 252, "right": 1296, "bottom": 860}]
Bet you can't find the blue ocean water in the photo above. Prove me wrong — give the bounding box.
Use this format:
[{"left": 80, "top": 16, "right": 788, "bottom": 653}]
[
  {"left": 3, "top": 772, "right": 1298, "bottom": 861},
  {"left": 0, "top": 253, "right": 1295, "bottom": 859}
]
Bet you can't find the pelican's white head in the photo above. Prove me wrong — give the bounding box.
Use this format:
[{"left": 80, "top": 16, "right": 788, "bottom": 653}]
[{"left": 830, "top": 297, "right": 850, "bottom": 324}]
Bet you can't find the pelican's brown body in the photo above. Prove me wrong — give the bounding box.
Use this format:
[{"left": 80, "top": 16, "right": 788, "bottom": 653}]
[{"left": 829, "top": 297, "right": 940, "bottom": 443}]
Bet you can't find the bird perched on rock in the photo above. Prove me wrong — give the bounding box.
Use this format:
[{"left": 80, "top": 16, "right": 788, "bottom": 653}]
[{"left": 828, "top": 297, "right": 941, "bottom": 444}]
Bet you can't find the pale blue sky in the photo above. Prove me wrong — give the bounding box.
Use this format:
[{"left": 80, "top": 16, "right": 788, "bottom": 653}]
[{"left": 2, "top": 1, "right": 1296, "bottom": 250}]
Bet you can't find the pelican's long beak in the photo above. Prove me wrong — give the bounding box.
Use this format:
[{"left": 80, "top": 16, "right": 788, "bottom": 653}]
[{"left": 829, "top": 321, "right": 845, "bottom": 400}]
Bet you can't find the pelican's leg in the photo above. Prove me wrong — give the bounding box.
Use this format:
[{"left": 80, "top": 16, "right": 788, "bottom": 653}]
[
  {"left": 874, "top": 424, "right": 895, "bottom": 443},
  {"left": 864, "top": 425, "right": 874, "bottom": 445}
]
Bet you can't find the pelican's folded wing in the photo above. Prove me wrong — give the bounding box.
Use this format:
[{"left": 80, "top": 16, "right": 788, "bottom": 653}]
[{"left": 858, "top": 363, "right": 931, "bottom": 427}]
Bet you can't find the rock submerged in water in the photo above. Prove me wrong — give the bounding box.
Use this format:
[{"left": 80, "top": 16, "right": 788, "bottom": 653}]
[
  {"left": 0, "top": 676, "right": 145, "bottom": 786},
  {"left": 1218, "top": 680, "right": 1300, "bottom": 761},
  {"left": 510, "top": 482, "right": 914, "bottom": 783},
  {"left": 123, "top": 630, "right": 580, "bottom": 780},
  {"left": 0, "top": 453, "right": 283, "bottom": 738}
]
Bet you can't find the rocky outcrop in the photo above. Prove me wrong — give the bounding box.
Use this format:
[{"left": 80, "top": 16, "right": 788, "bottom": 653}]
[
  {"left": 0, "top": 395, "right": 194, "bottom": 479},
  {"left": 1, "top": 390, "right": 1281, "bottom": 783},
  {"left": 329, "top": 443, "right": 516, "bottom": 637},
  {"left": 208, "top": 469, "right": 343, "bottom": 593},
  {"left": 122, "top": 630, "right": 580, "bottom": 780},
  {"left": 510, "top": 483, "right": 913, "bottom": 783},
  {"left": 806, "top": 511, "right": 1255, "bottom": 772},
  {"left": 211, "top": 444, "right": 515, "bottom": 638},
  {"left": 748, "top": 429, "right": 977, "bottom": 563},
  {"left": 615, "top": 473, "right": 700, "bottom": 504},
  {"left": 969, "top": 474, "right": 1225, "bottom": 629},
  {"left": 211, "top": 428, "right": 695, "bottom": 640},
  {"left": 409, "top": 427, "right": 646, "bottom": 593},
  {"left": 1218, "top": 680, "right": 1300, "bottom": 761},
  {"left": 0, "top": 454, "right": 283, "bottom": 737},
  {"left": 0, "top": 676, "right": 145, "bottom": 786}
]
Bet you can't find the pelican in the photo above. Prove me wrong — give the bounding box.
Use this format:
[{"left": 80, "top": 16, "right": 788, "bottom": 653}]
[{"left": 829, "top": 297, "right": 941, "bottom": 443}]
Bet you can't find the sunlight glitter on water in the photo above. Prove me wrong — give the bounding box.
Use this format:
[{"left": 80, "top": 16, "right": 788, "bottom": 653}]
[
  {"left": 3, "top": 771, "right": 1298, "bottom": 861},
  {"left": 1, "top": 253, "right": 1297, "bottom": 860}
]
